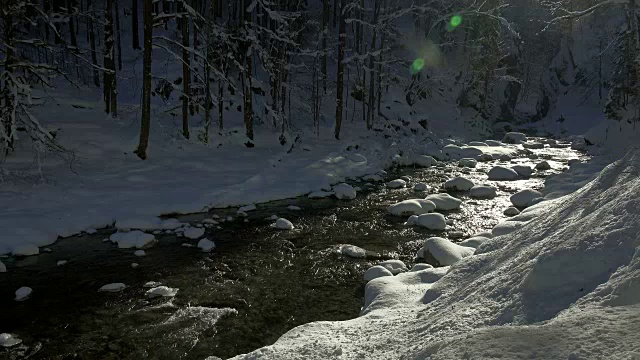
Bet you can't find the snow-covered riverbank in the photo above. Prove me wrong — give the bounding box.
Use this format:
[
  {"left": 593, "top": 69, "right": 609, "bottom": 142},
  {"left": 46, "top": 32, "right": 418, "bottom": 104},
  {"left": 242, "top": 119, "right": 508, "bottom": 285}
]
[{"left": 227, "top": 147, "right": 640, "bottom": 359}]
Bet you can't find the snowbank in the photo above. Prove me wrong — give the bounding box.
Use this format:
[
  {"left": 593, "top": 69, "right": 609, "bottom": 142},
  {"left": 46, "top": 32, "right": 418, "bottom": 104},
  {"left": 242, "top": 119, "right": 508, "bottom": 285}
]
[{"left": 228, "top": 149, "right": 640, "bottom": 360}]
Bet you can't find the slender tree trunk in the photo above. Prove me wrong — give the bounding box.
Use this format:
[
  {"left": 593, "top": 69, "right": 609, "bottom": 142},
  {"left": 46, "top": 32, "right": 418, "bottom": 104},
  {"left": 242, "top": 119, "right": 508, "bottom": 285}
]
[
  {"left": 366, "top": 0, "right": 379, "bottom": 130},
  {"left": 104, "top": 0, "right": 114, "bottom": 114},
  {"left": 135, "top": 0, "right": 153, "bottom": 159},
  {"left": 115, "top": 0, "right": 122, "bottom": 70},
  {"left": 88, "top": 0, "right": 100, "bottom": 86},
  {"left": 322, "top": 0, "right": 329, "bottom": 93},
  {"left": 2, "top": 9, "right": 15, "bottom": 153},
  {"left": 67, "top": 0, "right": 78, "bottom": 49},
  {"left": 334, "top": 0, "right": 346, "bottom": 140},
  {"left": 182, "top": 14, "right": 191, "bottom": 139},
  {"left": 243, "top": 0, "right": 254, "bottom": 143},
  {"left": 132, "top": 0, "right": 141, "bottom": 49}
]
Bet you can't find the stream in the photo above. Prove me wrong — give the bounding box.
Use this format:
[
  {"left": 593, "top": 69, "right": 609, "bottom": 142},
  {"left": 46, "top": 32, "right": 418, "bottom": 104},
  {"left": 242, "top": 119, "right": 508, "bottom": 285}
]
[{"left": 0, "top": 138, "right": 587, "bottom": 360}]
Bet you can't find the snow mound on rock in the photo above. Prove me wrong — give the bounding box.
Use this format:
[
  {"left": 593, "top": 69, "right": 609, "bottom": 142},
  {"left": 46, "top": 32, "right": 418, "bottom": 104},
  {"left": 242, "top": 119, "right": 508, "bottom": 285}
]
[
  {"left": 511, "top": 189, "right": 544, "bottom": 208},
  {"left": 99, "top": 283, "right": 126, "bottom": 292},
  {"left": 458, "top": 236, "right": 489, "bottom": 249},
  {"left": 387, "top": 179, "right": 407, "bottom": 189},
  {"left": 146, "top": 286, "right": 178, "bottom": 298},
  {"left": 444, "top": 177, "right": 474, "bottom": 191},
  {"left": 363, "top": 266, "right": 393, "bottom": 281},
  {"left": 379, "top": 260, "right": 408, "bottom": 275},
  {"left": 183, "top": 227, "right": 205, "bottom": 239},
  {"left": 333, "top": 183, "right": 357, "bottom": 200},
  {"left": 469, "top": 185, "right": 497, "bottom": 199},
  {"left": 425, "top": 193, "right": 463, "bottom": 210},
  {"left": 458, "top": 158, "right": 478, "bottom": 168},
  {"left": 413, "top": 183, "right": 429, "bottom": 191},
  {"left": 502, "top": 132, "right": 527, "bottom": 144},
  {"left": 197, "top": 238, "right": 216, "bottom": 252},
  {"left": 423, "top": 237, "right": 475, "bottom": 266},
  {"left": 0, "top": 333, "right": 22, "bottom": 347},
  {"left": 387, "top": 199, "right": 436, "bottom": 216},
  {"left": 414, "top": 213, "right": 446, "bottom": 230},
  {"left": 273, "top": 218, "right": 294, "bottom": 230},
  {"left": 14, "top": 287, "right": 32, "bottom": 301},
  {"left": 488, "top": 166, "right": 520, "bottom": 180}
]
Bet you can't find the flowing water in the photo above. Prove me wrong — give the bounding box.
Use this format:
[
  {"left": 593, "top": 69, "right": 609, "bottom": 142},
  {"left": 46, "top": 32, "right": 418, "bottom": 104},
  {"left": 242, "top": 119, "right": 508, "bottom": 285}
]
[{"left": 0, "top": 139, "right": 587, "bottom": 360}]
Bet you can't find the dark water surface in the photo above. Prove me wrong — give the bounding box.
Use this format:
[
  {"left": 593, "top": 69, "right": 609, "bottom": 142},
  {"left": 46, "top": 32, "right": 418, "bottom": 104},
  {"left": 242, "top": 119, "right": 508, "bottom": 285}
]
[{"left": 0, "top": 141, "right": 586, "bottom": 359}]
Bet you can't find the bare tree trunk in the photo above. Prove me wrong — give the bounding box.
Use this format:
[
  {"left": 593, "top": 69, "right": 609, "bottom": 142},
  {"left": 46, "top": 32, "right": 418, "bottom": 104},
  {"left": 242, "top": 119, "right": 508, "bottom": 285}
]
[
  {"left": 322, "top": 0, "right": 329, "bottom": 93},
  {"left": 182, "top": 14, "right": 190, "bottom": 139},
  {"left": 104, "top": 0, "right": 115, "bottom": 114},
  {"left": 334, "top": 0, "right": 346, "bottom": 140},
  {"left": 243, "top": 0, "right": 254, "bottom": 144},
  {"left": 366, "top": 0, "right": 379, "bottom": 130},
  {"left": 88, "top": 0, "right": 100, "bottom": 86},
  {"left": 115, "top": 0, "right": 122, "bottom": 70},
  {"left": 135, "top": 0, "right": 153, "bottom": 159},
  {"left": 132, "top": 0, "right": 141, "bottom": 49}
]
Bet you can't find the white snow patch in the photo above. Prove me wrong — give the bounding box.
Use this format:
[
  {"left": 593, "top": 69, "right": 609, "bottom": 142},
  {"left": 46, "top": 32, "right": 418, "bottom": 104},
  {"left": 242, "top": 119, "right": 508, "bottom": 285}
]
[
  {"left": 134, "top": 250, "right": 146, "bottom": 257},
  {"left": 386, "top": 179, "right": 407, "bottom": 189},
  {"left": 183, "top": 227, "right": 205, "bottom": 239},
  {"left": 488, "top": 166, "right": 520, "bottom": 180},
  {"left": 363, "top": 266, "right": 393, "bottom": 281},
  {"left": 423, "top": 237, "right": 475, "bottom": 266},
  {"left": 197, "top": 238, "right": 216, "bottom": 252},
  {"left": 410, "top": 263, "right": 434, "bottom": 272},
  {"left": 387, "top": 199, "right": 436, "bottom": 216},
  {"left": 273, "top": 218, "right": 294, "bottom": 230},
  {"left": 459, "top": 236, "right": 490, "bottom": 249},
  {"left": 425, "top": 193, "right": 463, "bottom": 210},
  {"left": 379, "top": 260, "right": 408, "bottom": 275},
  {"left": 0, "top": 333, "right": 22, "bottom": 348},
  {"left": 287, "top": 205, "right": 302, "bottom": 211},
  {"left": 98, "top": 283, "right": 126, "bottom": 292},
  {"left": 333, "top": 183, "right": 357, "bottom": 200},
  {"left": 469, "top": 186, "right": 497, "bottom": 199},
  {"left": 146, "top": 286, "right": 179, "bottom": 298},
  {"left": 14, "top": 287, "right": 32, "bottom": 301},
  {"left": 444, "top": 177, "right": 475, "bottom": 191}
]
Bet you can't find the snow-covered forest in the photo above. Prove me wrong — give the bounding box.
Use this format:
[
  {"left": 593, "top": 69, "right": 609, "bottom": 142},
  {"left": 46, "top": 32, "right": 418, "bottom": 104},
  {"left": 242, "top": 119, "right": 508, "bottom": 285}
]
[{"left": 1, "top": 0, "right": 639, "bottom": 359}]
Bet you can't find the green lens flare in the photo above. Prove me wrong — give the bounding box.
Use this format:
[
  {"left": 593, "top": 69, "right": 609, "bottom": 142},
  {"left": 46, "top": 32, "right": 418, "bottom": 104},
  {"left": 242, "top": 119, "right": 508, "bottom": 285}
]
[
  {"left": 411, "top": 58, "right": 425, "bottom": 74},
  {"left": 450, "top": 15, "right": 462, "bottom": 28}
]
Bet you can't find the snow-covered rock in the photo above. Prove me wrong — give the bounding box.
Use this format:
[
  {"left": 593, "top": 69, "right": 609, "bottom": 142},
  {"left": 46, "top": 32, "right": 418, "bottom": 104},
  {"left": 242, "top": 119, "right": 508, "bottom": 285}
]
[
  {"left": 145, "top": 286, "right": 178, "bottom": 298},
  {"left": 458, "top": 236, "right": 489, "bottom": 249},
  {"left": 160, "top": 218, "right": 181, "bottom": 230},
  {"left": 512, "top": 165, "right": 533, "bottom": 177},
  {"left": 14, "top": 287, "right": 32, "bottom": 301},
  {"left": 410, "top": 263, "right": 434, "bottom": 272},
  {"left": 197, "top": 238, "right": 216, "bottom": 252},
  {"left": 485, "top": 140, "right": 503, "bottom": 146},
  {"left": 183, "top": 227, "right": 205, "bottom": 239},
  {"left": 460, "top": 147, "right": 484, "bottom": 159},
  {"left": 387, "top": 199, "right": 436, "bottom": 216},
  {"left": 502, "top": 132, "right": 527, "bottom": 144},
  {"left": 287, "top": 205, "right": 302, "bottom": 211},
  {"left": 387, "top": 179, "right": 407, "bottom": 189},
  {"left": 511, "top": 189, "right": 544, "bottom": 208},
  {"left": 12, "top": 244, "right": 39, "bottom": 257},
  {"left": 239, "top": 204, "right": 257, "bottom": 212},
  {"left": 274, "top": 218, "right": 294, "bottom": 230},
  {"left": 444, "top": 177, "right": 475, "bottom": 191},
  {"left": 413, "top": 155, "right": 438, "bottom": 167},
  {"left": 469, "top": 185, "right": 497, "bottom": 199},
  {"left": 109, "top": 231, "right": 156, "bottom": 249},
  {"left": 379, "top": 260, "right": 408, "bottom": 275},
  {"left": 413, "top": 183, "right": 429, "bottom": 191},
  {"left": 308, "top": 191, "right": 334, "bottom": 199},
  {"left": 488, "top": 166, "right": 520, "bottom": 180},
  {"left": 134, "top": 250, "right": 146, "bottom": 257},
  {"left": 0, "top": 333, "right": 22, "bottom": 348},
  {"left": 504, "top": 207, "right": 521, "bottom": 216},
  {"left": 363, "top": 266, "right": 393, "bottom": 281},
  {"left": 425, "top": 193, "right": 463, "bottom": 210},
  {"left": 423, "top": 237, "right": 475, "bottom": 266},
  {"left": 0, "top": 260, "right": 5, "bottom": 273},
  {"left": 468, "top": 141, "right": 488, "bottom": 147},
  {"left": 333, "top": 183, "right": 357, "bottom": 200},
  {"left": 442, "top": 144, "right": 462, "bottom": 159},
  {"left": 415, "top": 213, "right": 447, "bottom": 230},
  {"left": 98, "top": 283, "right": 126, "bottom": 292},
  {"left": 339, "top": 245, "right": 366, "bottom": 258},
  {"left": 475, "top": 153, "right": 494, "bottom": 162},
  {"left": 536, "top": 161, "right": 552, "bottom": 170},
  {"left": 458, "top": 158, "right": 478, "bottom": 168}
]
